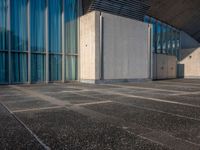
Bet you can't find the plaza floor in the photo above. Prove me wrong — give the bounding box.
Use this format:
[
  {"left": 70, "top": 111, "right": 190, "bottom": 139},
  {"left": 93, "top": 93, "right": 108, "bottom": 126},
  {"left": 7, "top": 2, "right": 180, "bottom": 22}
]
[{"left": 1, "top": 79, "right": 200, "bottom": 150}]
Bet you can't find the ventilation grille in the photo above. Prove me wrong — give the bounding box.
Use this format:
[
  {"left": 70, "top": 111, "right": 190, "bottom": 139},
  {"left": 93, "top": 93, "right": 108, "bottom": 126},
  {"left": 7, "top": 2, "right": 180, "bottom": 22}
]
[{"left": 87, "top": 0, "right": 150, "bottom": 21}]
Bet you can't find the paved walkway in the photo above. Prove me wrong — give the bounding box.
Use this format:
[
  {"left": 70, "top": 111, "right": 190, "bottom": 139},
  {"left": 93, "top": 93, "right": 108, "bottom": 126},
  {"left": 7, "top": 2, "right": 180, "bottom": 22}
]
[{"left": 1, "top": 79, "right": 200, "bottom": 150}]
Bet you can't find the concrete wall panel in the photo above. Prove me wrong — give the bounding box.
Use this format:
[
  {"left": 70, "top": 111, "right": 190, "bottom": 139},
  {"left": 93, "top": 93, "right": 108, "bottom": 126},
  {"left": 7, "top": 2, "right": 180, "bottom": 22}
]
[
  {"left": 101, "top": 12, "right": 149, "bottom": 80},
  {"left": 178, "top": 47, "right": 200, "bottom": 78},
  {"left": 154, "top": 54, "right": 177, "bottom": 79},
  {"left": 79, "top": 11, "right": 100, "bottom": 81},
  {"left": 80, "top": 11, "right": 150, "bottom": 83}
]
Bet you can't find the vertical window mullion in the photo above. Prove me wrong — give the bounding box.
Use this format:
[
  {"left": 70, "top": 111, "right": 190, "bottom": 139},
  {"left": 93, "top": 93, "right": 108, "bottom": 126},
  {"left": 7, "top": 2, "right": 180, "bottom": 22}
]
[
  {"left": 7, "top": 0, "right": 11, "bottom": 84},
  {"left": 27, "top": 0, "right": 31, "bottom": 83},
  {"left": 62, "top": 0, "right": 65, "bottom": 82},
  {"left": 45, "top": 0, "right": 49, "bottom": 83}
]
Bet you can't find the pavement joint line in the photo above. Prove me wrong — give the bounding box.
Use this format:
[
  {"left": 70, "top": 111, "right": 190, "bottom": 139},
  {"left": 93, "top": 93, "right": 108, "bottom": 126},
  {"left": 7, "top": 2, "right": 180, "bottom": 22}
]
[
  {"left": 126, "top": 130, "right": 168, "bottom": 149},
  {"left": 0, "top": 99, "right": 43, "bottom": 104},
  {"left": 67, "top": 105, "right": 200, "bottom": 149},
  {"left": 0, "top": 102, "right": 51, "bottom": 150},
  {"left": 9, "top": 85, "right": 71, "bottom": 106},
  {"left": 74, "top": 100, "right": 113, "bottom": 106},
  {"left": 73, "top": 89, "right": 200, "bottom": 121},
  {"left": 64, "top": 87, "right": 200, "bottom": 109},
  {"left": 103, "top": 83, "right": 186, "bottom": 93},
  {"left": 12, "top": 106, "right": 65, "bottom": 113},
  {"left": 85, "top": 88, "right": 200, "bottom": 109},
  {"left": 66, "top": 89, "right": 200, "bottom": 121},
  {"left": 113, "top": 101, "right": 200, "bottom": 122},
  {"left": 138, "top": 131, "right": 200, "bottom": 150},
  {"left": 170, "top": 91, "right": 200, "bottom": 96},
  {"left": 158, "top": 81, "right": 200, "bottom": 86},
  {"left": 150, "top": 82, "right": 200, "bottom": 89}
]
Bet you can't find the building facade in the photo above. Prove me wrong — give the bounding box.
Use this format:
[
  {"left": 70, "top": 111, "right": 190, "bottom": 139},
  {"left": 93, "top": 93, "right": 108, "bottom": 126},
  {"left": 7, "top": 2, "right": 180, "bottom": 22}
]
[
  {"left": 0, "top": 0, "right": 79, "bottom": 84},
  {"left": 0, "top": 0, "right": 199, "bottom": 84}
]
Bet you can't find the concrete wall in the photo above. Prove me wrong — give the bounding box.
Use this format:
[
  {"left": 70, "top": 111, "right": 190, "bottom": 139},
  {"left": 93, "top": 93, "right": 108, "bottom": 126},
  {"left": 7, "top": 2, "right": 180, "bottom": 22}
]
[
  {"left": 79, "top": 11, "right": 150, "bottom": 83},
  {"left": 79, "top": 11, "right": 100, "bottom": 82},
  {"left": 101, "top": 12, "right": 150, "bottom": 80},
  {"left": 180, "top": 31, "right": 200, "bottom": 49},
  {"left": 153, "top": 54, "right": 177, "bottom": 80},
  {"left": 178, "top": 47, "right": 200, "bottom": 78}
]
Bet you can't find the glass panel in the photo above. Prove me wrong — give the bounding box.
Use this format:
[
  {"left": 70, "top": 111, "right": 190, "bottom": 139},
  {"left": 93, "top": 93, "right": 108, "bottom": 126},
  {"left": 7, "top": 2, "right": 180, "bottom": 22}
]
[
  {"left": 31, "top": 54, "right": 46, "bottom": 82},
  {"left": 30, "top": 0, "right": 46, "bottom": 52},
  {"left": 162, "top": 24, "right": 167, "bottom": 54},
  {"left": 48, "top": 0, "right": 62, "bottom": 81},
  {"left": 65, "top": 0, "right": 78, "bottom": 54},
  {"left": 166, "top": 26, "right": 171, "bottom": 54},
  {"left": 157, "top": 21, "right": 162, "bottom": 53},
  {"left": 10, "top": 0, "right": 28, "bottom": 83},
  {"left": 65, "top": 0, "right": 78, "bottom": 81},
  {"left": 144, "top": 15, "right": 149, "bottom": 23},
  {"left": 0, "top": 52, "right": 8, "bottom": 83},
  {"left": 10, "top": 0, "right": 28, "bottom": 51},
  {"left": 172, "top": 29, "right": 176, "bottom": 56},
  {"left": 11, "top": 53, "right": 28, "bottom": 83},
  {"left": 30, "top": 0, "right": 46, "bottom": 82},
  {"left": 151, "top": 18, "right": 156, "bottom": 53},
  {"left": 66, "top": 56, "right": 77, "bottom": 80},
  {"left": 48, "top": 0, "right": 62, "bottom": 53},
  {"left": 145, "top": 16, "right": 180, "bottom": 57},
  {"left": 0, "top": 0, "right": 8, "bottom": 51},
  {"left": 49, "top": 55, "right": 62, "bottom": 81}
]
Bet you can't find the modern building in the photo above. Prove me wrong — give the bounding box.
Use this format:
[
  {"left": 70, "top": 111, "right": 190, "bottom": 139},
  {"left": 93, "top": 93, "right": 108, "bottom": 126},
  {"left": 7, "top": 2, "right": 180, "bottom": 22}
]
[{"left": 0, "top": 0, "right": 200, "bottom": 84}]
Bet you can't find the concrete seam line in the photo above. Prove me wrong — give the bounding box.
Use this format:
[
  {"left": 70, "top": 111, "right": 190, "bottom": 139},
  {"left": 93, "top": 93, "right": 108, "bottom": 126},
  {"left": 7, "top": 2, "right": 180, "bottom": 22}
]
[
  {"left": 12, "top": 106, "right": 64, "bottom": 113},
  {"left": 171, "top": 91, "right": 200, "bottom": 96},
  {"left": 67, "top": 105, "right": 200, "bottom": 149},
  {"left": 9, "top": 85, "right": 70, "bottom": 106},
  {"left": 104, "top": 91, "right": 200, "bottom": 109},
  {"left": 74, "top": 100, "right": 112, "bottom": 106},
  {"left": 0, "top": 103, "right": 51, "bottom": 150},
  {"left": 104, "top": 83, "right": 188, "bottom": 93},
  {"left": 158, "top": 81, "right": 200, "bottom": 86},
  {"left": 139, "top": 131, "right": 200, "bottom": 148},
  {"left": 66, "top": 87, "right": 200, "bottom": 109},
  {"left": 151, "top": 82, "right": 200, "bottom": 89},
  {"left": 73, "top": 89, "right": 200, "bottom": 121},
  {"left": 114, "top": 101, "right": 200, "bottom": 122}
]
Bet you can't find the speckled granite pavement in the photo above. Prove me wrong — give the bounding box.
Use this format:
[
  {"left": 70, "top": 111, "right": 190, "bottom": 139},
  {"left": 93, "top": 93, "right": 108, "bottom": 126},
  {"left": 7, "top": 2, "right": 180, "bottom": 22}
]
[{"left": 1, "top": 79, "right": 200, "bottom": 150}]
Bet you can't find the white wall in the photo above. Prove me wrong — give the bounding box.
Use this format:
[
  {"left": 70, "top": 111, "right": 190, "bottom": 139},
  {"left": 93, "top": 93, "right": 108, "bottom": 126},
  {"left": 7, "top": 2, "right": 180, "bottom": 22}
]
[
  {"left": 101, "top": 12, "right": 150, "bottom": 80},
  {"left": 153, "top": 54, "right": 177, "bottom": 79},
  {"left": 79, "top": 11, "right": 100, "bottom": 82},
  {"left": 79, "top": 11, "right": 150, "bottom": 83},
  {"left": 178, "top": 47, "right": 200, "bottom": 78}
]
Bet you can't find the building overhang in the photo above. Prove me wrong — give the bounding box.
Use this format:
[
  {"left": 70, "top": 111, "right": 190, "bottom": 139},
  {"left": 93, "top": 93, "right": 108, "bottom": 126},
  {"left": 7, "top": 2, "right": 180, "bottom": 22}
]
[{"left": 83, "top": 0, "right": 200, "bottom": 42}]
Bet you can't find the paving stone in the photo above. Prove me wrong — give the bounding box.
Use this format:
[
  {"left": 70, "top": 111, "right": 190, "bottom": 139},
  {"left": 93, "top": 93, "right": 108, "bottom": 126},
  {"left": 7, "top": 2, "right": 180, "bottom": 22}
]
[
  {"left": 16, "top": 108, "right": 170, "bottom": 150},
  {"left": 0, "top": 104, "right": 44, "bottom": 150}
]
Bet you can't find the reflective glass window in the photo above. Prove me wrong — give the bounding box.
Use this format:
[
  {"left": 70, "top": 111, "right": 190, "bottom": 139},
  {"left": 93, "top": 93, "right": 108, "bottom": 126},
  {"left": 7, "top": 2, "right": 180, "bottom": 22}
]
[
  {"left": 30, "top": 0, "right": 46, "bottom": 82},
  {"left": 65, "top": 0, "right": 78, "bottom": 80},
  {"left": 0, "top": 0, "right": 8, "bottom": 83},
  {"left": 49, "top": 0, "right": 62, "bottom": 81},
  {"left": 10, "top": 0, "right": 28, "bottom": 83}
]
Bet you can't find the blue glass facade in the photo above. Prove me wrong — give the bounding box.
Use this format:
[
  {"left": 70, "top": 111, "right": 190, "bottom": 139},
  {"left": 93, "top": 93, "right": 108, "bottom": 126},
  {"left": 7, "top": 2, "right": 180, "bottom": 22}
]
[
  {"left": 0, "top": 0, "right": 8, "bottom": 84},
  {"left": 48, "top": 0, "right": 62, "bottom": 81},
  {"left": 0, "top": 0, "right": 79, "bottom": 84},
  {"left": 65, "top": 0, "right": 78, "bottom": 80},
  {"left": 10, "top": 0, "right": 28, "bottom": 83},
  {"left": 144, "top": 16, "right": 180, "bottom": 56},
  {"left": 30, "top": 0, "right": 46, "bottom": 82}
]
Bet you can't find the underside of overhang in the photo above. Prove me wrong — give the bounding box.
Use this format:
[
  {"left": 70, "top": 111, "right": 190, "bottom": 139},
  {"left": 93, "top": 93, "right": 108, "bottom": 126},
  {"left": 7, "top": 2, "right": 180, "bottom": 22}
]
[
  {"left": 82, "top": 0, "right": 200, "bottom": 43},
  {"left": 147, "top": 0, "right": 200, "bottom": 42}
]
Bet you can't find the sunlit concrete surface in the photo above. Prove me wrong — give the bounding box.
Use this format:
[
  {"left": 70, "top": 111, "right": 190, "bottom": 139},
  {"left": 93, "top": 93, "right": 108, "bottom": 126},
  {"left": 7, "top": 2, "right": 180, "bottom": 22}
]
[{"left": 1, "top": 79, "right": 200, "bottom": 150}]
